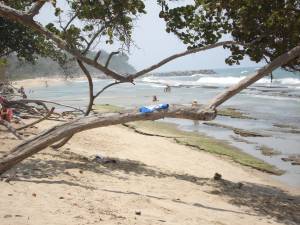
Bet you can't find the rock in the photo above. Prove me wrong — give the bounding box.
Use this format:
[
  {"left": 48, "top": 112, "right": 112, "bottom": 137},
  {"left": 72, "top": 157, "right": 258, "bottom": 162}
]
[
  {"left": 135, "top": 211, "right": 141, "bottom": 216},
  {"left": 32, "top": 193, "right": 36, "bottom": 197},
  {"left": 213, "top": 173, "right": 222, "bottom": 180},
  {"left": 237, "top": 182, "right": 244, "bottom": 189}
]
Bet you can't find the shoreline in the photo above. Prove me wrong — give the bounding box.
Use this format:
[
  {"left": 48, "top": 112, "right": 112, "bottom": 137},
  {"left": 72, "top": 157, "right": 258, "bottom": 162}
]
[{"left": 12, "top": 76, "right": 88, "bottom": 89}]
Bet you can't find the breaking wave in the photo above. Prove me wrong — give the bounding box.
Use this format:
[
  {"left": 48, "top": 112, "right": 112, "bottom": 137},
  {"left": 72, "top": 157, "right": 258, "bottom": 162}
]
[{"left": 141, "top": 74, "right": 300, "bottom": 88}]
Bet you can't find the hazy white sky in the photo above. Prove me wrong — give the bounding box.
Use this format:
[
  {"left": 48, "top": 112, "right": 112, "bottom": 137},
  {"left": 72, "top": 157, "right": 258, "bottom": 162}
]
[{"left": 37, "top": 0, "right": 264, "bottom": 72}]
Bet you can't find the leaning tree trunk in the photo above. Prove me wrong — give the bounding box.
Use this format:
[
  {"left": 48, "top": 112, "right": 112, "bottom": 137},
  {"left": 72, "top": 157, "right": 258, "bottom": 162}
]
[{"left": 0, "top": 105, "right": 216, "bottom": 174}]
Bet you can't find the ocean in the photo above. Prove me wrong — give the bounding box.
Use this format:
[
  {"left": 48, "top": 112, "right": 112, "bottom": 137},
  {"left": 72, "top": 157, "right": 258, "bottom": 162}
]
[{"left": 28, "top": 66, "right": 300, "bottom": 187}]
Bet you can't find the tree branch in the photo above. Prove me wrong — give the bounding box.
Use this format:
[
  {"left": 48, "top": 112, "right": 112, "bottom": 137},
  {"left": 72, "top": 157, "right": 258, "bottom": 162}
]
[
  {"left": 105, "top": 51, "right": 119, "bottom": 68},
  {"left": 207, "top": 44, "right": 300, "bottom": 109},
  {"left": 0, "top": 120, "right": 23, "bottom": 140},
  {"left": 27, "top": 0, "right": 46, "bottom": 18},
  {"left": 82, "top": 27, "right": 106, "bottom": 55},
  {"left": 129, "top": 41, "right": 236, "bottom": 79},
  {"left": 16, "top": 107, "right": 55, "bottom": 131},
  {"left": 0, "top": 104, "right": 216, "bottom": 174},
  {"left": 94, "top": 81, "right": 125, "bottom": 99},
  {"left": 0, "top": 3, "right": 128, "bottom": 81},
  {"left": 94, "top": 50, "right": 101, "bottom": 62}
]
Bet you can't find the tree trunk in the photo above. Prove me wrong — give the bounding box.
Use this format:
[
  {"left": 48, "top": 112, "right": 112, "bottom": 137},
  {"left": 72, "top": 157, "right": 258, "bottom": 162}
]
[{"left": 207, "top": 44, "right": 300, "bottom": 109}]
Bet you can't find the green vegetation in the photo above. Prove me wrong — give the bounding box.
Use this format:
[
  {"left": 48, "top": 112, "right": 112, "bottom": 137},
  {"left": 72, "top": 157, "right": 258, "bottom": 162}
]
[
  {"left": 128, "top": 121, "right": 283, "bottom": 175},
  {"left": 160, "top": 0, "right": 300, "bottom": 71},
  {"left": 94, "top": 104, "right": 282, "bottom": 175},
  {"left": 203, "top": 122, "right": 270, "bottom": 137},
  {"left": 217, "top": 107, "right": 255, "bottom": 120},
  {"left": 257, "top": 145, "right": 281, "bottom": 156},
  {"left": 6, "top": 51, "right": 136, "bottom": 80},
  {"left": 273, "top": 123, "right": 300, "bottom": 134}
]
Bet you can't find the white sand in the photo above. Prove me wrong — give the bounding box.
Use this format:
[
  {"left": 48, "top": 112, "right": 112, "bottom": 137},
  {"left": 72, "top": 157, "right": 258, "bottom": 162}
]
[{"left": 0, "top": 120, "right": 299, "bottom": 225}]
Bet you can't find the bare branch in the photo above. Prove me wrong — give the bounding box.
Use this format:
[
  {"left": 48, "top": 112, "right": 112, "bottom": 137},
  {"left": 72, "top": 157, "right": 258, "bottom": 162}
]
[
  {"left": 27, "top": 0, "right": 46, "bottom": 18},
  {"left": 24, "top": 99, "right": 85, "bottom": 114},
  {"left": 82, "top": 27, "right": 106, "bottom": 55},
  {"left": 94, "top": 81, "right": 125, "bottom": 99},
  {"left": 207, "top": 44, "right": 300, "bottom": 109},
  {"left": 16, "top": 107, "right": 55, "bottom": 131},
  {"left": 94, "top": 50, "right": 101, "bottom": 62},
  {"left": 62, "top": 13, "right": 78, "bottom": 32},
  {"left": 77, "top": 60, "right": 94, "bottom": 116},
  {"left": 105, "top": 51, "right": 119, "bottom": 68},
  {"left": 129, "top": 41, "right": 236, "bottom": 79},
  {"left": 0, "top": 120, "right": 23, "bottom": 140}
]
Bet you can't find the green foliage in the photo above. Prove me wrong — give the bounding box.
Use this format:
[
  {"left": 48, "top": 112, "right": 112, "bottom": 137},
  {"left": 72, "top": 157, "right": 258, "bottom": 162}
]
[
  {"left": 159, "top": 0, "right": 300, "bottom": 71},
  {"left": 44, "top": 0, "right": 146, "bottom": 50},
  {"left": 0, "top": 58, "right": 7, "bottom": 67},
  {"left": 0, "top": 0, "right": 66, "bottom": 65}
]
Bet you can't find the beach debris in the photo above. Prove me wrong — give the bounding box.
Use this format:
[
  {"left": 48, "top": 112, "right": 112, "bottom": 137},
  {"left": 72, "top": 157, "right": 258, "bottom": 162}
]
[
  {"left": 135, "top": 211, "right": 141, "bottom": 216},
  {"left": 94, "top": 155, "right": 117, "bottom": 164},
  {"left": 32, "top": 193, "right": 37, "bottom": 197},
  {"left": 4, "top": 214, "right": 12, "bottom": 218},
  {"left": 237, "top": 182, "right": 244, "bottom": 189},
  {"left": 213, "top": 173, "right": 222, "bottom": 180}
]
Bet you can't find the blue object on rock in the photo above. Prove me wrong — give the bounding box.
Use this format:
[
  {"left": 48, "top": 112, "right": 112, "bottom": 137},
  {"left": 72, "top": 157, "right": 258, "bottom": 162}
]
[{"left": 139, "top": 103, "right": 169, "bottom": 113}]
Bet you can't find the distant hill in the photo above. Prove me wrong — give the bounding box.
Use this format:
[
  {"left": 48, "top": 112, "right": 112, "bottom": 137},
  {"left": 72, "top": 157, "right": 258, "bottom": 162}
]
[{"left": 6, "top": 50, "right": 136, "bottom": 80}]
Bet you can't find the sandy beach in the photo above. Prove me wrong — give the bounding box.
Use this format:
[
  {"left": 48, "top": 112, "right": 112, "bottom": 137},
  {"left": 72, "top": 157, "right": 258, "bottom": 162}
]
[
  {"left": 12, "top": 76, "right": 87, "bottom": 89},
  {"left": 0, "top": 118, "right": 299, "bottom": 225}
]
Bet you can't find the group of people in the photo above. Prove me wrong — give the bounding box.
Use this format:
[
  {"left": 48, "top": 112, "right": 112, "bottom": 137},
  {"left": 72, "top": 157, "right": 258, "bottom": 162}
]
[{"left": 152, "top": 84, "right": 171, "bottom": 102}]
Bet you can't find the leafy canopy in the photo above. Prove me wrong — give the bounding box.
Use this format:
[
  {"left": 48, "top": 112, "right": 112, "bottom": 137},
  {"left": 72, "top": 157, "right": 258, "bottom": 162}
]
[
  {"left": 0, "top": 0, "right": 66, "bottom": 64},
  {"left": 159, "top": 0, "right": 300, "bottom": 71},
  {"left": 1, "top": 0, "right": 299, "bottom": 72}
]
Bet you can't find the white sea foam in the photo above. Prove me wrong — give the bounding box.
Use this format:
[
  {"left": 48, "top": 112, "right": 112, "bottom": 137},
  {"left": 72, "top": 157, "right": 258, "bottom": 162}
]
[
  {"left": 142, "top": 75, "right": 300, "bottom": 87},
  {"left": 248, "top": 94, "right": 300, "bottom": 102}
]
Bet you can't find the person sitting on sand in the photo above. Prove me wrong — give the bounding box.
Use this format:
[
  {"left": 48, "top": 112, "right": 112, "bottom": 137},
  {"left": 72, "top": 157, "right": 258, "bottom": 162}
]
[
  {"left": 18, "top": 86, "right": 27, "bottom": 99},
  {"left": 192, "top": 100, "right": 199, "bottom": 107},
  {"left": 152, "top": 95, "right": 158, "bottom": 102}
]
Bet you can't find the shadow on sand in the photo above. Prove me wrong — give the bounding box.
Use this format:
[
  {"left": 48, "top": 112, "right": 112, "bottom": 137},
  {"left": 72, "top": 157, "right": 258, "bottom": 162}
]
[{"left": 4, "top": 150, "right": 300, "bottom": 225}]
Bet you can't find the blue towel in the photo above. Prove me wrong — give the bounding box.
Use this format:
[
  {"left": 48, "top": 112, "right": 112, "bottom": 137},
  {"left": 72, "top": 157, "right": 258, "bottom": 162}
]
[{"left": 139, "top": 103, "right": 169, "bottom": 113}]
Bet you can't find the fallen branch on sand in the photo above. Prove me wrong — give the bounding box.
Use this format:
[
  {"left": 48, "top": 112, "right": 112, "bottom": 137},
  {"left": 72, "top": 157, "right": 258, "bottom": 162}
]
[
  {"left": 16, "top": 107, "right": 55, "bottom": 131},
  {"left": 0, "top": 119, "right": 23, "bottom": 140},
  {"left": 0, "top": 105, "right": 216, "bottom": 174}
]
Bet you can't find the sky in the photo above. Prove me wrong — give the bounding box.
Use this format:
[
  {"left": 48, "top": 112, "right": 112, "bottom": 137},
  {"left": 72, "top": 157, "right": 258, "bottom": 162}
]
[{"left": 37, "top": 0, "right": 264, "bottom": 72}]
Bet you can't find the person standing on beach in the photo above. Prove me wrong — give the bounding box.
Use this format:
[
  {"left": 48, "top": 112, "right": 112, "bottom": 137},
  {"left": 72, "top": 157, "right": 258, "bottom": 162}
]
[{"left": 164, "top": 84, "right": 171, "bottom": 93}]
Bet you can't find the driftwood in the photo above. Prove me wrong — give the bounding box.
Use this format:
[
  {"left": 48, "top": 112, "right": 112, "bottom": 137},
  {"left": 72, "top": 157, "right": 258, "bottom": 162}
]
[
  {"left": 0, "top": 120, "right": 23, "bottom": 140},
  {"left": 0, "top": 105, "right": 216, "bottom": 174},
  {"left": 16, "top": 107, "right": 55, "bottom": 131}
]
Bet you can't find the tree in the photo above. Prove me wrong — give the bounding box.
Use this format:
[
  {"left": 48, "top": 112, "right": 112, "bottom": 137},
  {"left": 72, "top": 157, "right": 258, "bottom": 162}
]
[
  {"left": 159, "top": 0, "right": 300, "bottom": 71},
  {"left": 0, "top": 0, "right": 299, "bottom": 174}
]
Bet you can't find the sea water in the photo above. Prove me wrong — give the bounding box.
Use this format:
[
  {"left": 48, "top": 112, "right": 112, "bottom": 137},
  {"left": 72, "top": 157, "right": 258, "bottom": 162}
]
[{"left": 28, "top": 66, "right": 300, "bottom": 187}]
